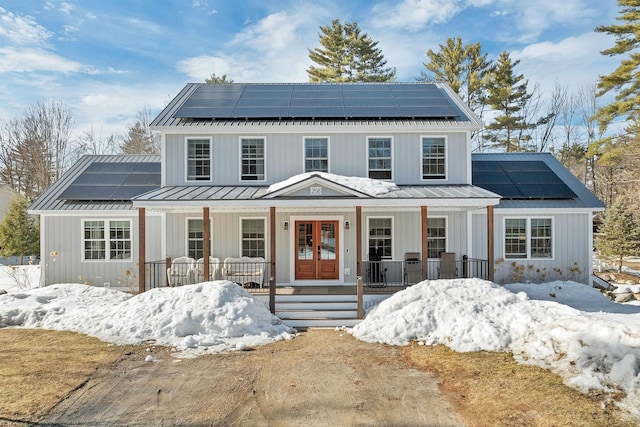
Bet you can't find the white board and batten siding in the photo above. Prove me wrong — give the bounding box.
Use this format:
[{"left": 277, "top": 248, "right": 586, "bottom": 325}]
[
  {"left": 41, "top": 214, "right": 162, "bottom": 288},
  {"left": 163, "top": 131, "right": 470, "bottom": 187},
  {"left": 471, "top": 211, "right": 592, "bottom": 284}
]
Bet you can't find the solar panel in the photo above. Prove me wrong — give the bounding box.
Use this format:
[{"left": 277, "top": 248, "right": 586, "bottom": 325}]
[
  {"left": 472, "top": 160, "right": 576, "bottom": 199},
  {"left": 172, "top": 83, "right": 467, "bottom": 120},
  {"left": 60, "top": 162, "right": 161, "bottom": 201}
]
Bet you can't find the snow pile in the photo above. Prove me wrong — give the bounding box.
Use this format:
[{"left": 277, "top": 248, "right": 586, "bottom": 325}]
[
  {"left": 0, "top": 281, "right": 294, "bottom": 355},
  {"left": 352, "top": 278, "right": 640, "bottom": 416},
  {"left": 267, "top": 172, "right": 399, "bottom": 196}
]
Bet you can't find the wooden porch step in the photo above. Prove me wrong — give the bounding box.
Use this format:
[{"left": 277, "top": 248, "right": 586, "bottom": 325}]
[{"left": 277, "top": 309, "right": 357, "bottom": 319}]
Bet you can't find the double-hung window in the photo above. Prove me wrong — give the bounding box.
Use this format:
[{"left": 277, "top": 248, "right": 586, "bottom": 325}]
[
  {"left": 304, "top": 137, "right": 328, "bottom": 172},
  {"left": 505, "top": 218, "right": 552, "bottom": 259},
  {"left": 427, "top": 217, "right": 446, "bottom": 259},
  {"left": 368, "top": 137, "right": 392, "bottom": 180},
  {"left": 422, "top": 137, "right": 446, "bottom": 180},
  {"left": 368, "top": 217, "right": 392, "bottom": 259},
  {"left": 241, "top": 138, "right": 265, "bottom": 181},
  {"left": 83, "top": 220, "right": 131, "bottom": 261},
  {"left": 187, "top": 138, "right": 211, "bottom": 181},
  {"left": 187, "top": 219, "right": 204, "bottom": 260},
  {"left": 241, "top": 218, "right": 265, "bottom": 258}
]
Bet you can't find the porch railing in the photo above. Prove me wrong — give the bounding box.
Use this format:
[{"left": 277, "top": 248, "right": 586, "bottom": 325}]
[
  {"left": 144, "top": 258, "right": 271, "bottom": 294},
  {"left": 361, "top": 256, "right": 489, "bottom": 290}
]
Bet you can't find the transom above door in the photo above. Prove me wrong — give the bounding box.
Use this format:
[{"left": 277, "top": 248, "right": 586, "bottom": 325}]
[{"left": 295, "top": 220, "right": 339, "bottom": 280}]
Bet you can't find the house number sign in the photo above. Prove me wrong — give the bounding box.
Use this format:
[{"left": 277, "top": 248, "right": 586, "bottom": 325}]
[{"left": 310, "top": 186, "right": 322, "bottom": 196}]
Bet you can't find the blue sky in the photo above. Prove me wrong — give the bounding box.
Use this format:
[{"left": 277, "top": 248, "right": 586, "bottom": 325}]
[{"left": 0, "top": 0, "right": 620, "bottom": 138}]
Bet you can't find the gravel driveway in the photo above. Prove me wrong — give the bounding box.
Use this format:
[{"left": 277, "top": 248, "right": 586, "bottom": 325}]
[{"left": 41, "top": 329, "right": 464, "bottom": 426}]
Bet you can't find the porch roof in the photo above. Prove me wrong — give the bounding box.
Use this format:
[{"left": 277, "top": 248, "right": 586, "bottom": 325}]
[{"left": 131, "top": 183, "right": 500, "bottom": 209}]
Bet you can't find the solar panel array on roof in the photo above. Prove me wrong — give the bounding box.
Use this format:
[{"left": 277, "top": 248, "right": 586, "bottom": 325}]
[
  {"left": 172, "top": 83, "right": 464, "bottom": 120},
  {"left": 59, "top": 162, "right": 161, "bottom": 201},
  {"left": 472, "top": 160, "right": 576, "bottom": 199}
]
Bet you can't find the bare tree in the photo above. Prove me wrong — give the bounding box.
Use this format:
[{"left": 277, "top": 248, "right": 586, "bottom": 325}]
[
  {"left": 76, "top": 127, "right": 119, "bottom": 156},
  {"left": 0, "top": 100, "right": 74, "bottom": 201}
]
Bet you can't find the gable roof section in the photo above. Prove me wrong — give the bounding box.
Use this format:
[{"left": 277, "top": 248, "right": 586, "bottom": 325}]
[
  {"left": 264, "top": 173, "right": 398, "bottom": 198},
  {"left": 151, "top": 82, "right": 481, "bottom": 129},
  {"left": 472, "top": 153, "right": 605, "bottom": 209},
  {"left": 29, "top": 154, "right": 161, "bottom": 212}
]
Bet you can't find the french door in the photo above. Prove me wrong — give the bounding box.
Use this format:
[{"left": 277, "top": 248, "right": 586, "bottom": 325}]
[{"left": 295, "top": 220, "right": 339, "bottom": 280}]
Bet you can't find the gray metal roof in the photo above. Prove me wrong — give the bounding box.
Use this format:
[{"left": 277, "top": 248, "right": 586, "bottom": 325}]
[
  {"left": 29, "top": 154, "right": 161, "bottom": 212},
  {"left": 472, "top": 153, "right": 605, "bottom": 210},
  {"left": 133, "top": 184, "right": 498, "bottom": 203},
  {"left": 151, "top": 83, "right": 481, "bottom": 129}
]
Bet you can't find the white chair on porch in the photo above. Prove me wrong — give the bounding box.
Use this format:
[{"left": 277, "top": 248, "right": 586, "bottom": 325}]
[
  {"left": 193, "top": 257, "right": 221, "bottom": 283},
  {"left": 167, "top": 256, "right": 195, "bottom": 286}
]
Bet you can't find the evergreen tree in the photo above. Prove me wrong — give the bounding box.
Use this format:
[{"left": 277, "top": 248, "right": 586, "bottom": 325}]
[
  {"left": 483, "top": 51, "right": 532, "bottom": 152},
  {"left": 205, "top": 73, "right": 234, "bottom": 84},
  {"left": 421, "top": 37, "right": 491, "bottom": 112},
  {"left": 0, "top": 196, "right": 39, "bottom": 264},
  {"left": 596, "top": 200, "right": 640, "bottom": 272},
  {"left": 307, "top": 19, "right": 396, "bottom": 82},
  {"left": 595, "top": 0, "right": 640, "bottom": 130},
  {"left": 120, "top": 121, "right": 158, "bottom": 154}
]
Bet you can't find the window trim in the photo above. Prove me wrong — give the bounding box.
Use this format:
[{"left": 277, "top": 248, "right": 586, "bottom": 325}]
[
  {"left": 427, "top": 216, "right": 448, "bottom": 259},
  {"left": 366, "top": 216, "right": 394, "bottom": 260},
  {"left": 303, "top": 136, "right": 330, "bottom": 173},
  {"left": 366, "top": 136, "right": 393, "bottom": 181},
  {"left": 420, "top": 135, "right": 448, "bottom": 181},
  {"left": 503, "top": 217, "right": 554, "bottom": 260},
  {"left": 239, "top": 136, "right": 266, "bottom": 182},
  {"left": 239, "top": 217, "right": 267, "bottom": 258},
  {"left": 81, "top": 219, "right": 132, "bottom": 262},
  {"left": 185, "top": 137, "right": 213, "bottom": 182},
  {"left": 185, "top": 217, "right": 213, "bottom": 260}
]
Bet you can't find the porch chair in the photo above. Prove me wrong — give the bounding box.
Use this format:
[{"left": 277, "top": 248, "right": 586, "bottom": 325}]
[
  {"left": 167, "top": 256, "right": 196, "bottom": 286},
  {"left": 404, "top": 252, "right": 422, "bottom": 285},
  {"left": 367, "top": 248, "right": 387, "bottom": 287},
  {"left": 193, "top": 257, "right": 221, "bottom": 283},
  {"left": 223, "top": 256, "right": 266, "bottom": 288},
  {"left": 438, "top": 252, "right": 457, "bottom": 279}
]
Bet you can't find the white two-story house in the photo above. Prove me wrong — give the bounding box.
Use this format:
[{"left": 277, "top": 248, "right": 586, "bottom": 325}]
[{"left": 30, "top": 83, "right": 604, "bottom": 321}]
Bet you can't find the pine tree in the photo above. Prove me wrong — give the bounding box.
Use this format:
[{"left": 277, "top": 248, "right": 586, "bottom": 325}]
[
  {"left": 595, "top": 0, "right": 640, "bottom": 130},
  {"left": 0, "top": 196, "right": 39, "bottom": 264},
  {"left": 205, "top": 73, "right": 234, "bottom": 84},
  {"left": 120, "top": 117, "right": 159, "bottom": 155},
  {"left": 421, "top": 37, "right": 491, "bottom": 111},
  {"left": 307, "top": 19, "right": 396, "bottom": 82},
  {"left": 483, "top": 51, "right": 533, "bottom": 152},
  {"left": 595, "top": 200, "right": 640, "bottom": 272}
]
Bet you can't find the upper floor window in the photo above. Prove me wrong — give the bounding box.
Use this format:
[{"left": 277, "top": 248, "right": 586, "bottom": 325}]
[
  {"left": 422, "top": 137, "right": 446, "bottom": 180},
  {"left": 305, "top": 137, "right": 328, "bottom": 173},
  {"left": 368, "top": 137, "right": 392, "bottom": 180},
  {"left": 427, "top": 217, "right": 446, "bottom": 259},
  {"left": 241, "top": 218, "right": 266, "bottom": 258},
  {"left": 187, "top": 138, "right": 211, "bottom": 181},
  {"left": 83, "top": 220, "right": 131, "bottom": 261},
  {"left": 505, "top": 218, "right": 553, "bottom": 259},
  {"left": 241, "top": 138, "right": 265, "bottom": 181}
]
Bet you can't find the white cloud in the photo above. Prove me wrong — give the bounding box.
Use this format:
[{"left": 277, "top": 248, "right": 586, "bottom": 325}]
[
  {"left": 60, "top": 2, "right": 75, "bottom": 15},
  {"left": 512, "top": 32, "right": 615, "bottom": 97},
  {"left": 0, "top": 7, "right": 52, "bottom": 46},
  {"left": 0, "top": 47, "right": 81, "bottom": 73},
  {"left": 85, "top": 12, "right": 97, "bottom": 20},
  {"left": 371, "top": 0, "right": 462, "bottom": 30}
]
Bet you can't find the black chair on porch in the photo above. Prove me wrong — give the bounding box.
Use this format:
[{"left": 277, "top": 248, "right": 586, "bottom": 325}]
[{"left": 367, "top": 246, "right": 387, "bottom": 287}]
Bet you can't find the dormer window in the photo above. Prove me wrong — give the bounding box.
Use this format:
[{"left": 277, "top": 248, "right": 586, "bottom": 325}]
[
  {"left": 368, "top": 137, "right": 392, "bottom": 180},
  {"left": 422, "top": 137, "right": 446, "bottom": 180},
  {"left": 186, "top": 138, "right": 211, "bottom": 181}
]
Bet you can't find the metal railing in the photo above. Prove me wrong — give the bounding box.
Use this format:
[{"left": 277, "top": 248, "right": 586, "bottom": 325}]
[
  {"left": 144, "top": 258, "right": 271, "bottom": 294},
  {"left": 361, "top": 256, "right": 489, "bottom": 292}
]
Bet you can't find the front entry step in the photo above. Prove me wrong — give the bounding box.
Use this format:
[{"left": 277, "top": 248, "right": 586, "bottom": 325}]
[{"left": 275, "top": 294, "right": 361, "bottom": 328}]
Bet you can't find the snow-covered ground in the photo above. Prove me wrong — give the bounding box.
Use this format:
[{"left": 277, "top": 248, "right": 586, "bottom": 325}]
[{"left": 2, "top": 265, "right": 640, "bottom": 418}]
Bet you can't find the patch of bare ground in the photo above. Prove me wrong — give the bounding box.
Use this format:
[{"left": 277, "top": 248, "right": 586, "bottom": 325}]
[
  {"left": 403, "top": 343, "right": 636, "bottom": 427},
  {"left": 0, "top": 329, "right": 123, "bottom": 425}
]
